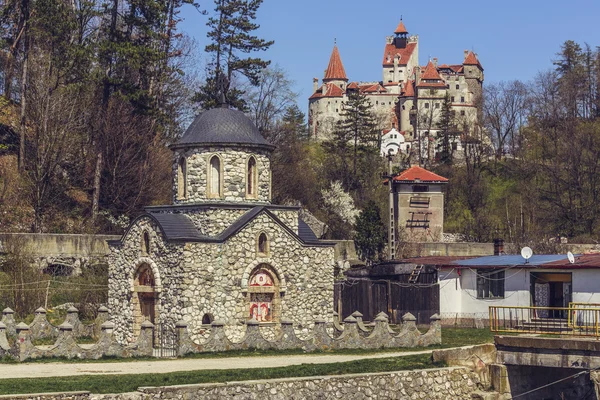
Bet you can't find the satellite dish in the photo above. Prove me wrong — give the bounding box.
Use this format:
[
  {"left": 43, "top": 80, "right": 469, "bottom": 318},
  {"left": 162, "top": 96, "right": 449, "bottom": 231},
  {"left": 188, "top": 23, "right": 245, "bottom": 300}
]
[
  {"left": 521, "top": 247, "right": 533, "bottom": 263},
  {"left": 567, "top": 251, "right": 575, "bottom": 264}
]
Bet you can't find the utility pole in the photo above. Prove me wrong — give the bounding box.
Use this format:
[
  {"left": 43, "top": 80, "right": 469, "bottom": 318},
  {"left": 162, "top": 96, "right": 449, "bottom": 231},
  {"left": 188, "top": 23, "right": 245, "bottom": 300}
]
[{"left": 383, "top": 149, "right": 397, "bottom": 260}]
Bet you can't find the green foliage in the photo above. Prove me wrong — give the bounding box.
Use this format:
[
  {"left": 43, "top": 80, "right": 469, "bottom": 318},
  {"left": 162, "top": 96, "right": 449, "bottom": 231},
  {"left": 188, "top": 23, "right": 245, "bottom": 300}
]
[
  {"left": 354, "top": 201, "right": 386, "bottom": 264},
  {"left": 194, "top": 0, "right": 273, "bottom": 110}
]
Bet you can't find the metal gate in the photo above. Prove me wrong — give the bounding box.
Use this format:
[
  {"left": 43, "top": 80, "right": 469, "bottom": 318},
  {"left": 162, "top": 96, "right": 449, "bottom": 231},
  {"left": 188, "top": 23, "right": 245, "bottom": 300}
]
[{"left": 154, "top": 323, "right": 177, "bottom": 358}]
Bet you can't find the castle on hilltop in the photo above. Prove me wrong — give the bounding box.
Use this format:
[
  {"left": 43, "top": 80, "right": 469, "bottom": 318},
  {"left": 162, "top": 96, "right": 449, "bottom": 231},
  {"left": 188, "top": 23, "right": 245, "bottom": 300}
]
[{"left": 308, "top": 19, "right": 484, "bottom": 160}]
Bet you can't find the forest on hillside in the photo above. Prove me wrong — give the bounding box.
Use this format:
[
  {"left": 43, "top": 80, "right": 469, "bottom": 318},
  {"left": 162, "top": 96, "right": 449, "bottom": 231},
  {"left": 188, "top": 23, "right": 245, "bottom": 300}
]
[{"left": 0, "top": 0, "right": 599, "bottom": 256}]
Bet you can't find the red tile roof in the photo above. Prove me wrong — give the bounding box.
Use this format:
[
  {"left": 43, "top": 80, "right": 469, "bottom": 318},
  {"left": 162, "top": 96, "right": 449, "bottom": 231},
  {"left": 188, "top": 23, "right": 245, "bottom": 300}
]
[
  {"left": 463, "top": 51, "right": 483, "bottom": 70},
  {"left": 392, "top": 165, "right": 448, "bottom": 183},
  {"left": 421, "top": 60, "right": 443, "bottom": 80},
  {"left": 361, "top": 83, "right": 387, "bottom": 93},
  {"left": 401, "top": 80, "right": 415, "bottom": 97},
  {"left": 347, "top": 81, "right": 359, "bottom": 89},
  {"left": 394, "top": 20, "right": 408, "bottom": 34},
  {"left": 308, "top": 83, "right": 345, "bottom": 100},
  {"left": 382, "top": 42, "right": 417, "bottom": 66},
  {"left": 324, "top": 45, "right": 348, "bottom": 81}
]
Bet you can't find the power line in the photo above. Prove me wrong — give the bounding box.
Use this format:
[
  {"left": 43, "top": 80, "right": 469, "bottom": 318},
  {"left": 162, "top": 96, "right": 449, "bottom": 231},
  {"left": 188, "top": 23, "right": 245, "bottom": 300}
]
[{"left": 511, "top": 367, "right": 599, "bottom": 399}]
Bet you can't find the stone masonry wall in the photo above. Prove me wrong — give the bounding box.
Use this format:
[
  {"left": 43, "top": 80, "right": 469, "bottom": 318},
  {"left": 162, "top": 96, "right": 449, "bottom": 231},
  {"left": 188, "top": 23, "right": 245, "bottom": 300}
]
[
  {"left": 173, "top": 146, "right": 271, "bottom": 204},
  {"left": 108, "top": 216, "right": 185, "bottom": 344},
  {"left": 117, "top": 367, "right": 481, "bottom": 399},
  {"left": 180, "top": 211, "right": 334, "bottom": 342},
  {"left": 108, "top": 210, "right": 334, "bottom": 344}
]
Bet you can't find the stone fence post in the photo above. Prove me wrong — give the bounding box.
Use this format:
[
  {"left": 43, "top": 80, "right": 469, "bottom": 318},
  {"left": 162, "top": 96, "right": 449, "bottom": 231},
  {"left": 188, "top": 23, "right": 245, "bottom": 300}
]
[
  {"left": 0, "top": 322, "right": 9, "bottom": 352},
  {"left": 175, "top": 320, "right": 196, "bottom": 356},
  {"left": 93, "top": 306, "right": 109, "bottom": 339},
  {"left": 54, "top": 322, "right": 78, "bottom": 359},
  {"left": 1, "top": 308, "right": 16, "bottom": 336},
  {"left": 29, "top": 307, "right": 58, "bottom": 339},
  {"left": 134, "top": 320, "right": 154, "bottom": 357},
  {"left": 396, "top": 312, "right": 419, "bottom": 348}
]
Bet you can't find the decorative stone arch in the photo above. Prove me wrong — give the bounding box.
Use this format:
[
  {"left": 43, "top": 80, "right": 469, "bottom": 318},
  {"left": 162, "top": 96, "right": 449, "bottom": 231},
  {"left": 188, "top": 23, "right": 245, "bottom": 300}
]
[
  {"left": 130, "top": 257, "right": 161, "bottom": 338},
  {"left": 243, "top": 262, "right": 284, "bottom": 323},
  {"left": 245, "top": 155, "right": 258, "bottom": 199},
  {"left": 129, "top": 257, "right": 162, "bottom": 293},
  {"left": 207, "top": 153, "right": 223, "bottom": 198},
  {"left": 241, "top": 259, "right": 286, "bottom": 293}
]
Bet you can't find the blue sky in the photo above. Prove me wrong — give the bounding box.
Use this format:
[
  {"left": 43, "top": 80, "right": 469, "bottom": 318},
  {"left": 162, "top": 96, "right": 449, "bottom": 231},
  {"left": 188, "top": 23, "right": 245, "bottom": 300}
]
[{"left": 179, "top": 0, "right": 600, "bottom": 112}]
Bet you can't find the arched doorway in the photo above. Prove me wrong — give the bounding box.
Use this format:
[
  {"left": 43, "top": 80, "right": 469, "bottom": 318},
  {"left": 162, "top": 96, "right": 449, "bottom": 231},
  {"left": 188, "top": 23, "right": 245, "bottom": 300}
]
[
  {"left": 132, "top": 263, "right": 157, "bottom": 337},
  {"left": 247, "top": 265, "right": 280, "bottom": 323}
]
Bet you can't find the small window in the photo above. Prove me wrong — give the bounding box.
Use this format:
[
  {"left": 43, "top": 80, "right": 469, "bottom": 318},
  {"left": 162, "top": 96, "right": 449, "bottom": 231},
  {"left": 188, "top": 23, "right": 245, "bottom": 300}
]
[
  {"left": 258, "top": 233, "right": 269, "bottom": 255},
  {"left": 435, "top": 103, "right": 440, "bottom": 109},
  {"left": 451, "top": 96, "right": 455, "bottom": 102},
  {"left": 202, "top": 313, "right": 214, "bottom": 325},
  {"left": 452, "top": 142, "right": 458, "bottom": 151},
  {"left": 177, "top": 157, "right": 187, "bottom": 199},
  {"left": 455, "top": 84, "right": 459, "bottom": 90},
  {"left": 208, "top": 155, "right": 222, "bottom": 198},
  {"left": 141, "top": 231, "right": 150, "bottom": 255},
  {"left": 461, "top": 96, "right": 465, "bottom": 103},
  {"left": 412, "top": 185, "right": 429, "bottom": 192},
  {"left": 477, "top": 270, "right": 505, "bottom": 299},
  {"left": 247, "top": 156, "right": 257, "bottom": 198},
  {"left": 424, "top": 103, "right": 429, "bottom": 109},
  {"left": 461, "top": 110, "right": 466, "bottom": 116}
]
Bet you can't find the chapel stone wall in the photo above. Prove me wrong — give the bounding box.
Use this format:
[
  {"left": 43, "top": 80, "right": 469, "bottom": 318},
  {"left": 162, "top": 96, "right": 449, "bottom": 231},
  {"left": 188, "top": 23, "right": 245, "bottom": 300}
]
[{"left": 172, "top": 145, "right": 271, "bottom": 204}]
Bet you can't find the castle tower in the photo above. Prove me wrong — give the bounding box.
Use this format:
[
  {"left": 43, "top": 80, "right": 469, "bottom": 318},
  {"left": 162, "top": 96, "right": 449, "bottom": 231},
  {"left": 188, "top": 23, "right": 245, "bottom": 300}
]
[
  {"left": 323, "top": 44, "right": 348, "bottom": 90},
  {"left": 382, "top": 18, "right": 419, "bottom": 86},
  {"left": 388, "top": 166, "right": 448, "bottom": 251}
]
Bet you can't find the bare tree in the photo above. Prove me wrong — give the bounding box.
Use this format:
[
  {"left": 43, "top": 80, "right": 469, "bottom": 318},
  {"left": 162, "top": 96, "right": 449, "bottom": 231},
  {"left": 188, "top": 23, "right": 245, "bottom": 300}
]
[
  {"left": 244, "top": 65, "right": 297, "bottom": 135},
  {"left": 483, "top": 80, "right": 528, "bottom": 159}
]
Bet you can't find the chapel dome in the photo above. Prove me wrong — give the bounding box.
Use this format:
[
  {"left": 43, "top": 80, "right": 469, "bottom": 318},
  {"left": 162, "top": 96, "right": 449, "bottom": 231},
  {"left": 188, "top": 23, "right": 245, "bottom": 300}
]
[{"left": 172, "top": 107, "right": 274, "bottom": 150}]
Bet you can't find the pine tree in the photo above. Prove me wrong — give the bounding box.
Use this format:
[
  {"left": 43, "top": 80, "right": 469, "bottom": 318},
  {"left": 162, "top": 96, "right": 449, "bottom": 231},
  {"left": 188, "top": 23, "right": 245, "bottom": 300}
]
[
  {"left": 354, "top": 201, "right": 386, "bottom": 265},
  {"left": 333, "top": 91, "right": 378, "bottom": 187},
  {"left": 194, "top": 0, "right": 273, "bottom": 110}
]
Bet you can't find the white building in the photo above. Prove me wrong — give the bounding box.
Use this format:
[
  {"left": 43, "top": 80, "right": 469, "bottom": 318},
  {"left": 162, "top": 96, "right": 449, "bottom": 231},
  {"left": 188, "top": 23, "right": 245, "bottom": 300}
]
[
  {"left": 435, "top": 254, "right": 600, "bottom": 323},
  {"left": 380, "top": 128, "right": 409, "bottom": 156}
]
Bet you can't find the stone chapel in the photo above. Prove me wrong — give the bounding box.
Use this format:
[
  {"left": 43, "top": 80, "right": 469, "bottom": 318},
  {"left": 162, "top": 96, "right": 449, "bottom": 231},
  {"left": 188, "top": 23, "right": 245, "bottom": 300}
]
[{"left": 107, "top": 106, "right": 336, "bottom": 343}]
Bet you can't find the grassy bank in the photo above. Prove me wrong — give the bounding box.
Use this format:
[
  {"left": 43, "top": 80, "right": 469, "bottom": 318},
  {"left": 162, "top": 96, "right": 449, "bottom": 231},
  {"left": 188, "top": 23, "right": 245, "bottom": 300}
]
[{"left": 0, "top": 353, "right": 444, "bottom": 395}]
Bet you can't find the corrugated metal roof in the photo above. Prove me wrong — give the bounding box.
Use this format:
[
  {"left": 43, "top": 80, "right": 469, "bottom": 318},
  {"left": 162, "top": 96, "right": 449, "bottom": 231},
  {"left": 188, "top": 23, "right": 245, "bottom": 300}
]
[
  {"left": 451, "top": 254, "right": 569, "bottom": 266},
  {"left": 149, "top": 213, "right": 204, "bottom": 241},
  {"left": 298, "top": 218, "right": 318, "bottom": 242}
]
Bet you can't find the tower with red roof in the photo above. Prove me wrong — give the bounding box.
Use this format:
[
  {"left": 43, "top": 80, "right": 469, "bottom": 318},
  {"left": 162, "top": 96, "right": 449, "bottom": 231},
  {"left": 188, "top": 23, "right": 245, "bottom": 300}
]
[{"left": 387, "top": 165, "right": 448, "bottom": 250}]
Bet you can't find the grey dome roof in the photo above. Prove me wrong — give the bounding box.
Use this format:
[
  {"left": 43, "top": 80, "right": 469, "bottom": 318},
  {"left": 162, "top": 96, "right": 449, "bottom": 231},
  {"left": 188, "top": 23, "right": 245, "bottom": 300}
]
[{"left": 172, "top": 107, "right": 274, "bottom": 150}]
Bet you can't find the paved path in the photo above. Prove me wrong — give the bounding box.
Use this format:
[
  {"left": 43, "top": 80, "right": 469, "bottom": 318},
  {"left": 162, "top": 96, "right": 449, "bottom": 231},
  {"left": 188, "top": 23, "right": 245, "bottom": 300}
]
[{"left": 0, "top": 349, "right": 439, "bottom": 379}]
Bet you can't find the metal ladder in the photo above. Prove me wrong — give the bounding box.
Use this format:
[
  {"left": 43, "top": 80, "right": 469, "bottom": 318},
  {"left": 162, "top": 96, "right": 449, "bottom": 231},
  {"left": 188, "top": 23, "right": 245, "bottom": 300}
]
[{"left": 408, "top": 265, "right": 423, "bottom": 284}]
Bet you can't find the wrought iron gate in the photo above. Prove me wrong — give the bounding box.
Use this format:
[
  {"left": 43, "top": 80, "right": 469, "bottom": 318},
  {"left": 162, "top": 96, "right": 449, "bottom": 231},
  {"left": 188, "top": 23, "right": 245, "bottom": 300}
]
[{"left": 154, "top": 323, "right": 177, "bottom": 358}]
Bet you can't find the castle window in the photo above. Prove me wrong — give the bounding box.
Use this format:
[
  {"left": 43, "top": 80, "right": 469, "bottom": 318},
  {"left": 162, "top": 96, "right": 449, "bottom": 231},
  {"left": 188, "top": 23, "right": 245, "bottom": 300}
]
[
  {"left": 461, "top": 110, "right": 466, "bottom": 116},
  {"left": 257, "top": 232, "right": 269, "bottom": 255},
  {"left": 461, "top": 96, "right": 465, "bottom": 103},
  {"left": 246, "top": 156, "right": 257, "bottom": 198},
  {"left": 451, "top": 96, "right": 455, "bottom": 102},
  {"left": 202, "top": 313, "right": 214, "bottom": 325},
  {"left": 424, "top": 103, "right": 429, "bottom": 109},
  {"left": 177, "top": 156, "right": 187, "bottom": 199},
  {"left": 208, "top": 155, "right": 222, "bottom": 198},
  {"left": 435, "top": 103, "right": 440, "bottom": 109},
  {"left": 141, "top": 231, "right": 150, "bottom": 256},
  {"left": 456, "top": 84, "right": 460, "bottom": 90}
]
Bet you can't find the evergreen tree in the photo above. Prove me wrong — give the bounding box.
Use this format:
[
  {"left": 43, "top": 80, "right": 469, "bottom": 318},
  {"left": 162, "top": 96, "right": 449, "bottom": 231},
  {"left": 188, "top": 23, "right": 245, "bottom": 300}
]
[
  {"left": 328, "top": 90, "right": 377, "bottom": 190},
  {"left": 194, "top": 0, "right": 273, "bottom": 110},
  {"left": 436, "top": 93, "right": 454, "bottom": 165},
  {"left": 354, "top": 201, "right": 386, "bottom": 265}
]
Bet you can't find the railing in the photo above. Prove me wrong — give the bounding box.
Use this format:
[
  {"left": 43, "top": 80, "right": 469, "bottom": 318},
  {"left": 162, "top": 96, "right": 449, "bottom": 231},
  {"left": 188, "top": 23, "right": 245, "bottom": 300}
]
[{"left": 489, "top": 305, "right": 600, "bottom": 338}]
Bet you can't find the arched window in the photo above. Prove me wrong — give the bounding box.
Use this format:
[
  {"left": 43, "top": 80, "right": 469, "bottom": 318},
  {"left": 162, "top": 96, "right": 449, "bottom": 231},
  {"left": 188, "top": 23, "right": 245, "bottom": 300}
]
[
  {"left": 246, "top": 156, "right": 257, "bottom": 198},
  {"left": 208, "top": 155, "right": 222, "bottom": 198},
  {"left": 247, "top": 265, "right": 280, "bottom": 323},
  {"left": 201, "top": 313, "right": 214, "bottom": 325},
  {"left": 177, "top": 157, "right": 187, "bottom": 199},
  {"left": 141, "top": 231, "right": 150, "bottom": 256},
  {"left": 257, "top": 232, "right": 268, "bottom": 255}
]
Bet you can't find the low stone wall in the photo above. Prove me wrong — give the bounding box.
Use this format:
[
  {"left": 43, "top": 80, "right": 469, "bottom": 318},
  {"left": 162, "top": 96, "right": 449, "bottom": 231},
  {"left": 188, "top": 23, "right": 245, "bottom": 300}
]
[
  {"left": 1, "top": 306, "right": 108, "bottom": 340},
  {"left": 0, "top": 368, "right": 483, "bottom": 400},
  {"left": 0, "top": 309, "right": 441, "bottom": 361},
  {"left": 126, "top": 367, "right": 482, "bottom": 399}
]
